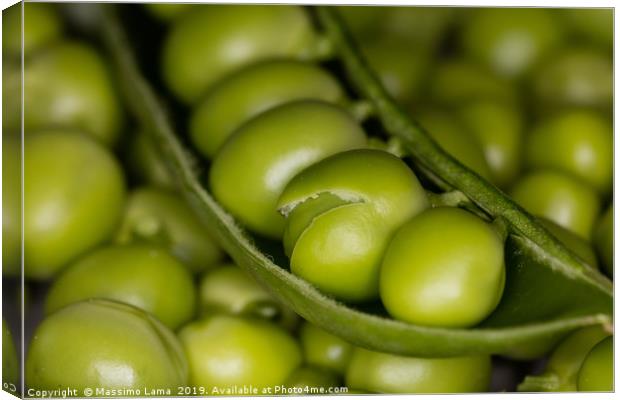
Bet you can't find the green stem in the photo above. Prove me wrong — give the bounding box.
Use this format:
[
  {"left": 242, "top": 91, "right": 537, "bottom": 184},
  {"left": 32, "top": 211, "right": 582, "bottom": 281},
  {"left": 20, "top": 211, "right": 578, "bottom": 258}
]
[{"left": 315, "top": 6, "right": 611, "bottom": 298}]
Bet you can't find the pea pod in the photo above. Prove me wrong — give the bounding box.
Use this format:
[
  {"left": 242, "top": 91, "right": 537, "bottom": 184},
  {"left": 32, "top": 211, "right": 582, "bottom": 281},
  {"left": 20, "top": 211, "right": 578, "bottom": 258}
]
[{"left": 102, "top": 7, "right": 611, "bottom": 357}]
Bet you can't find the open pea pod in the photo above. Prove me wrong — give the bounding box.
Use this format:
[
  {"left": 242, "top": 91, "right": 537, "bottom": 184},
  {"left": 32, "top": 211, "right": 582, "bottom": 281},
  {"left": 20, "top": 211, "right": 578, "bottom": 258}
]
[{"left": 100, "top": 7, "right": 611, "bottom": 358}]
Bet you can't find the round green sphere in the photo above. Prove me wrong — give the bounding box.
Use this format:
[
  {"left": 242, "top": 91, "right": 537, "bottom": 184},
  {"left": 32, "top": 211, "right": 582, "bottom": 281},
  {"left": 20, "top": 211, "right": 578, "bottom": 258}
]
[
  {"left": 345, "top": 347, "right": 491, "bottom": 393},
  {"left": 525, "top": 110, "right": 612, "bottom": 194},
  {"left": 3, "top": 136, "right": 20, "bottom": 275},
  {"left": 116, "top": 186, "right": 223, "bottom": 274},
  {"left": 179, "top": 315, "right": 302, "bottom": 390},
  {"left": 283, "top": 367, "right": 340, "bottom": 391},
  {"left": 26, "top": 299, "right": 188, "bottom": 392},
  {"left": 577, "top": 336, "right": 613, "bottom": 391},
  {"left": 510, "top": 170, "right": 601, "bottom": 239},
  {"left": 380, "top": 207, "right": 505, "bottom": 328},
  {"left": 278, "top": 149, "right": 429, "bottom": 302},
  {"left": 161, "top": 5, "right": 318, "bottom": 103},
  {"left": 209, "top": 100, "right": 366, "bottom": 239},
  {"left": 45, "top": 244, "right": 196, "bottom": 330},
  {"left": 24, "top": 132, "right": 126, "bottom": 280},
  {"left": 299, "top": 322, "right": 354, "bottom": 374},
  {"left": 3, "top": 3, "right": 62, "bottom": 56},
  {"left": 190, "top": 60, "right": 345, "bottom": 158}
]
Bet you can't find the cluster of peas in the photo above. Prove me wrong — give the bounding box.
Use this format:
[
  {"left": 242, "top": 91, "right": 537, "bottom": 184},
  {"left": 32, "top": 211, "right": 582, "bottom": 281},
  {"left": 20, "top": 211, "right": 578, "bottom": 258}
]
[{"left": 1, "top": 2, "right": 613, "bottom": 395}]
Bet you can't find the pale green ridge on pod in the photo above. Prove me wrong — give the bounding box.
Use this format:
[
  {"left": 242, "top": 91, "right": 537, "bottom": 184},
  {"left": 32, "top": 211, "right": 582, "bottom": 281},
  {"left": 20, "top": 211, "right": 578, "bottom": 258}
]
[
  {"left": 380, "top": 207, "right": 505, "bottom": 328},
  {"left": 345, "top": 347, "right": 491, "bottom": 393},
  {"left": 162, "top": 5, "right": 318, "bottom": 103},
  {"left": 532, "top": 48, "right": 613, "bottom": 110},
  {"left": 199, "top": 264, "right": 299, "bottom": 330},
  {"left": 45, "top": 244, "right": 196, "bottom": 330},
  {"left": 3, "top": 3, "right": 62, "bottom": 56},
  {"left": 577, "top": 336, "right": 613, "bottom": 392},
  {"left": 593, "top": 206, "right": 613, "bottom": 277},
  {"left": 525, "top": 110, "right": 612, "bottom": 195},
  {"left": 209, "top": 100, "right": 367, "bottom": 239},
  {"left": 179, "top": 315, "right": 301, "bottom": 389},
  {"left": 21, "top": 41, "right": 123, "bottom": 146},
  {"left": 26, "top": 299, "right": 188, "bottom": 391},
  {"left": 462, "top": 8, "right": 563, "bottom": 77},
  {"left": 539, "top": 218, "right": 598, "bottom": 270},
  {"left": 3, "top": 136, "right": 21, "bottom": 275},
  {"left": 458, "top": 101, "right": 523, "bottom": 188},
  {"left": 2, "top": 319, "right": 18, "bottom": 387},
  {"left": 24, "top": 132, "right": 126, "bottom": 280},
  {"left": 284, "top": 366, "right": 341, "bottom": 390},
  {"left": 116, "top": 187, "right": 223, "bottom": 274},
  {"left": 416, "top": 109, "right": 493, "bottom": 182},
  {"left": 300, "top": 322, "right": 354, "bottom": 375},
  {"left": 510, "top": 170, "right": 601, "bottom": 239},
  {"left": 277, "top": 149, "right": 429, "bottom": 302},
  {"left": 190, "top": 60, "right": 346, "bottom": 159}
]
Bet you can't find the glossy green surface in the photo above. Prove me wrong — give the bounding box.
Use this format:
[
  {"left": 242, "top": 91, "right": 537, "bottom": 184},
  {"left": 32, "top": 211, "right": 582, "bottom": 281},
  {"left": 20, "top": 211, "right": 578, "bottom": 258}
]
[
  {"left": 24, "top": 132, "right": 126, "bottom": 280},
  {"left": 45, "top": 244, "right": 196, "bottom": 329},
  {"left": 3, "top": 3, "right": 62, "bottom": 56},
  {"left": 117, "top": 186, "right": 223, "bottom": 274},
  {"left": 458, "top": 101, "right": 523, "bottom": 188},
  {"left": 2, "top": 136, "right": 20, "bottom": 275},
  {"left": 510, "top": 170, "right": 601, "bottom": 239},
  {"left": 162, "top": 5, "right": 318, "bottom": 103},
  {"left": 128, "top": 131, "right": 175, "bottom": 189},
  {"left": 199, "top": 264, "right": 298, "bottom": 329},
  {"left": 345, "top": 347, "right": 491, "bottom": 393},
  {"left": 2, "top": 319, "right": 18, "bottom": 387},
  {"left": 462, "top": 8, "right": 562, "bottom": 77},
  {"left": 179, "top": 315, "right": 301, "bottom": 390},
  {"left": 594, "top": 206, "right": 613, "bottom": 276},
  {"left": 284, "top": 366, "right": 340, "bottom": 391},
  {"left": 210, "top": 100, "right": 366, "bottom": 239},
  {"left": 190, "top": 60, "right": 345, "bottom": 158},
  {"left": 525, "top": 110, "right": 612, "bottom": 194},
  {"left": 145, "top": 3, "right": 192, "bottom": 21},
  {"left": 577, "top": 336, "right": 613, "bottom": 391},
  {"left": 532, "top": 48, "right": 612, "bottom": 110},
  {"left": 22, "top": 42, "right": 123, "bottom": 146},
  {"left": 380, "top": 207, "right": 505, "bottom": 328},
  {"left": 300, "top": 322, "right": 353, "bottom": 374},
  {"left": 26, "top": 299, "right": 188, "bottom": 391},
  {"left": 539, "top": 218, "right": 598, "bottom": 270},
  {"left": 417, "top": 109, "right": 493, "bottom": 181},
  {"left": 278, "top": 149, "right": 429, "bottom": 302},
  {"left": 429, "top": 60, "right": 517, "bottom": 105}
]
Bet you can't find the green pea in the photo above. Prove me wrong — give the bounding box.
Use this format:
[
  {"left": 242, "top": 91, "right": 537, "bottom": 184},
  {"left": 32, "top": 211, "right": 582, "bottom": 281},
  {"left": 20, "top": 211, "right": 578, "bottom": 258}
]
[
  {"left": 429, "top": 60, "right": 517, "bottom": 105},
  {"left": 20, "top": 42, "right": 123, "bottom": 146},
  {"left": 2, "top": 136, "right": 20, "bottom": 276},
  {"left": 3, "top": 319, "right": 18, "bottom": 388},
  {"left": 26, "top": 299, "right": 188, "bottom": 391},
  {"left": 416, "top": 109, "right": 493, "bottom": 181},
  {"left": 179, "top": 315, "right": 302, "bottom": 390},
  {"left": 45, "top": 244, "right": 196, "bottom": 330},
  {"left": 361, "top": 37, "right": 432, "bottom": 103},
  {"left": 210, "top": 100, "right": 366, "bottom": 239},
  {"left": 577, "top": 336, "right": 613, "bottom": 392},
  {"left": 380, "top": 207, "right": 505, "bottom": 328},
  {"left": 284, "top": 367, "right": 341, "bottom": 391},
  {"left": 539, "top": 218, "right": 598, "bottom": 270},
  {"left": 594, "top": 206, "right": 613, "bottom": 277},
  {"left": 462, "top": 8, "right": 563, "bottom": 77},
  {"left": 278, "top": 149, "right": 429, "bottom": 302},
  {"left": 561, "top": 8, "right": 613, "bottom": 49},
  {"left": 145, "top": 3, "right": 193, "bottom": 21},
  {"left": 162, "top": 5, "right": 318, "bottom": 103},
  {"left": 345, "top": 347, "right": 491, "bottom": 393},
  {"left": 525, "top": 110, "right": 612, "bottom": 194},
  {"left": 457, "top": 101, "right": 523, "bottom": 188},
  {"left": 510, "top": 170, "right": 601, "bottom": 239},
  {"left": 190, "top": 60, "right": 346, "bottom": 158},
  {"left": 3, "top": 3, "right": 62, "bottom": 56},
  {"left": 24, "top": 132, "right": 126, "bottom": 280},
  {"left": 531, "top": 48, "right": 612, "bottom": 111},
  {"left": 199, "top": 264, "right": 299, "bottom": 330},
  {"left": 299, "top": 322, "right": 354, "bottom": 374},
  {"left": 116, "top": 187, "right": 223, "bottom": 274},
  {"left": 127, "top": 131, "right": 175, "bottom": 189}
]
